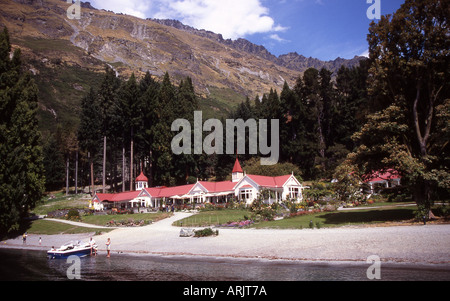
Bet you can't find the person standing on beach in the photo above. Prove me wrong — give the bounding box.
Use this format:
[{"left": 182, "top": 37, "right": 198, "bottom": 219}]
[
  {"left": 89, "top": 237, "right": 96, "bottom": 256},
  {"left": 22, "top": 232, "right": 27, "bottom": 244},
  {"left": 106, "top": 238, "right": 111, "bottom": 258}
]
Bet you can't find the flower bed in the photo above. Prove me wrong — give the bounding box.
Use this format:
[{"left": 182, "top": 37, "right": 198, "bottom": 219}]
[
  {"left": 288, "top": 209, "right": 322, "bottom": 218},
  {"left": 218, "top": 220, "right": 254, "bottom": 228},
  {"left": 106, "top": 219, "right": 151, "bottom": 227}
]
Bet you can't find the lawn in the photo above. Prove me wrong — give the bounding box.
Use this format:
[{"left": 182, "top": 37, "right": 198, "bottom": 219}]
[
  {"left": 173, "top": 209, "right": 250, "bottom": 227},
  {"left": 173, "top": 206, "right": 419, "bottom": 229},
  {"left": 252, "top": 207, "right": 417, "bottom": 229},
  {"left": 26, "top": 220, "right": 111, "bottom": 235},
  {"left": 82, "top": 212, "right": 173, "bottom": 227},
  {"left": 32, "top": 192, "right": 91, "bottom": 216}
]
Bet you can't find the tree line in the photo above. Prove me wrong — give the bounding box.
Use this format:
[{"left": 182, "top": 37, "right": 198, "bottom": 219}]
[{"left": 228, "top": 61, "right": 371, "bottom": 181}]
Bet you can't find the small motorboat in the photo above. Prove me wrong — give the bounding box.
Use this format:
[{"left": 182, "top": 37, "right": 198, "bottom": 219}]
[{"left": 47, "top": 241, "right": 98, "bottom": 259}]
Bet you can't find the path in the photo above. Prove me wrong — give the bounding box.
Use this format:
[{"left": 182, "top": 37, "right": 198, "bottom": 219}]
[{"left": 44, "top": 218, "right": 117, "bottom": 229}]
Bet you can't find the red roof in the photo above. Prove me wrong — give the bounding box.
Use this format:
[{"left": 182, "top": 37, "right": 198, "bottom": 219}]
[
  {"left": 158, "top": 184, "right": 195, "bottom": 198},
  {"left": 198, "top": 181, "right": 237, "bottom": 193},
  {"left": 246, "top": 174, "right": 292, "bottom": 188},
  {"left": 232, "top": 158, "right": 243, "bottom": 173},
  {"left": 142, "top": 184, "right": 195, "bottom": 198},
  {"left": 95, "top": 191, "right": 140, "bottom": 203},
  {"left": 364, "top": 169, "right": 401, "bottom": 183},
  {"left": 136, "top": 172, "right": 148, "bottom": 182}
]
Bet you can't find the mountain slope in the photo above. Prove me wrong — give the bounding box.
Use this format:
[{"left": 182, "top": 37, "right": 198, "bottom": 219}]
[{"left": 0, "top": 0, "right": 365, "bottom": 132}]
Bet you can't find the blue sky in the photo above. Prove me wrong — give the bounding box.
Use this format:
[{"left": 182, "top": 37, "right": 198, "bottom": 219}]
[{"left": 89, "top": 0, "right": 405, "bottom": 61}]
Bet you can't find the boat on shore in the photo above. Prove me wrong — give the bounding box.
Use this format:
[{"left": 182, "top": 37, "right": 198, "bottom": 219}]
[{"left": 47, "top": 241, "right": 97, "bottom": 259}]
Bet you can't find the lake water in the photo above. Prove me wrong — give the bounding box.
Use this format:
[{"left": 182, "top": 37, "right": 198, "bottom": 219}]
[{"left": 1, "top": 248, "right": 449, "bottom": 281}]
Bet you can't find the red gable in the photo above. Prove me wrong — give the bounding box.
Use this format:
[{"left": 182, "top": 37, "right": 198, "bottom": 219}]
[
  {"left": 142, "top": 184, "right": 195, "bottom": 198},
  {"left": 246, "top": 174, "right": 293, "bottom": 188},
  {"left": 198, "top": 181, "right": 237, "bottom": 193},
  {"left": 158, "top": 184, "right": 195, "bottom": 198}
]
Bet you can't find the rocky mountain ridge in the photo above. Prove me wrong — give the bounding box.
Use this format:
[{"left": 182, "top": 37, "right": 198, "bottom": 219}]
[{"left": 152, "top": 18, "right": 365, "bottom": 74}]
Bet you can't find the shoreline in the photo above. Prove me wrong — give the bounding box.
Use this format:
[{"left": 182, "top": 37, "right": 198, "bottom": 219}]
[{"left": 1, "top": 213, "right": 450, "bottom": 266}]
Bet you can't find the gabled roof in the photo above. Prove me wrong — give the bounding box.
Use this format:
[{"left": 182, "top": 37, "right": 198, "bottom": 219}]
[
  {"left": 158, "top": 184, "right": 195, "bottom": 198},
  {"left": 232, "top": 158, "right": 243, "bottom": 173},
  {"left": 94, "top": 191, "right": 141, "bottom": 203},
  {"left": 198, "top": 181, "right": 237, "bottom": 193},
  {"left": 141, "top": 184, "right": 195, "bottom": 198},
  {"left": 364, "top": 169, "right": 401, "bottom": 183},
  {"left": 246, "top": 174, "right": 293, "bottom": 188}
]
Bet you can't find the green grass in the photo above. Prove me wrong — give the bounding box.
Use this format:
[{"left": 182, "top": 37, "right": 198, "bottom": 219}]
[
  {"left": 173, "top": 209, "right": 250, "bottom": 227},
  {"left": 252, "top": 206, "right": 417, "bottom": 229},
  {"left": 200, "top": 86, "right": 247, "bottom": 120},
  {"left": 82, "top": 212, "right": 173, "bottom": 226},
  {"left": 173, "top": 206, "right": 419, "bottom": 229},
  {"left": 26, "top": 220, "right": 111, "bottom": 235},
  {"left": 32, "top": 192, "right": 91, "bottom": 216}
]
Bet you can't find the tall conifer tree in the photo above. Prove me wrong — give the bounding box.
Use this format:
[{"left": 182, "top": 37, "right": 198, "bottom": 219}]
[{"left": 0, "top": 27, "right": 45, "bottom": 234}]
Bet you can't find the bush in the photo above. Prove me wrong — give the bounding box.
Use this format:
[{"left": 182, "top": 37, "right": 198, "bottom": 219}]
[
  {"left": 250, "top": 198, "right": 277, "bottom": 221},
  {"left": 414, "top": 205, "right": 429, "bottom": 222},
  {"left": 67, "top": 209, "right": 81, "bottom": 221},
  {"left": 433, "top": 205, "right": 449, "bottom": 218},
  {"left": 194, "top": 228, "right": 219, "bottom": 237}
]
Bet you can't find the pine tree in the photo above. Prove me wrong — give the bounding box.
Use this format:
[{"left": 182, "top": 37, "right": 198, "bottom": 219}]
[
  {"left": 43, "top": 133, "right": 65, "bottom": 191},
  {"left": 97, "top": 66, "right": 121, "bottom": 192},
  {"left": 78, "top": 87, "right": 101, "bottom": 194},
  {"left": 152, "top": 72, "right": 176, "bottom": 185},
  {"left": 138, "top": 72, "right": 160, "bottom": 186},
  {"left": 119, "top": 73, "right": 141, "bottom": 190},
  {"left": 0, "top": 27, "right": 45, "bottom": 234}
]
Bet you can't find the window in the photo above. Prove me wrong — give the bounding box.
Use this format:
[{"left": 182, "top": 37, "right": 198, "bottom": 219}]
[
  {"left": 239, "top": 189, "right": 252, "bottom": 201},
  {"left": 289, "top": 187, "right": 299, "bottom": 200}
]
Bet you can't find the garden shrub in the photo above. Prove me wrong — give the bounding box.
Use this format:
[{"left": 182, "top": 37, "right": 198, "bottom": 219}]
[
  {"left": 67, "top": 209, "right": 81, "bottom": 221},
  {"left": 194, "top": 228, "right": 219, "bottom": 237}
]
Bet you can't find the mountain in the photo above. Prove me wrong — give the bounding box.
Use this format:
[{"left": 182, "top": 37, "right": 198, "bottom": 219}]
[
  {"left": 152, "top": 19, "right": 365, "bottom": 74},
  {"left": 0, "top": 0, "right": 365, "bottom": 133}
]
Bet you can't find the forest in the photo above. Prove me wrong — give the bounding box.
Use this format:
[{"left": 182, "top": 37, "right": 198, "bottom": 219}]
[{"left": 42, "top": 61, "right": 371, "bottom": 192}]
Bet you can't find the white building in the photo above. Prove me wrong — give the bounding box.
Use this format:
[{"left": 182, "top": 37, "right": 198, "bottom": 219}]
[{"left": 91, "top": 158, "right": 306, "bottom": 210}]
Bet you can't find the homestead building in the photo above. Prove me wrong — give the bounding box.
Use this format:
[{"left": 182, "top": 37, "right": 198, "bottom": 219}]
[{"left": 91, "top": 158, "right": 305, "bottom": 211}]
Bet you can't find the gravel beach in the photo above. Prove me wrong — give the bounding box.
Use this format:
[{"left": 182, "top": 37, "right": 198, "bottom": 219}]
[{"left": 2, "top": 212, "right": 450, "bottom": 265}]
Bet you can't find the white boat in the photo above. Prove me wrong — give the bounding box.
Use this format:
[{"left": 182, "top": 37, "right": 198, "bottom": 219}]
[{"left": 47, "top": 241, "right": 98, "bottom": 259}]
